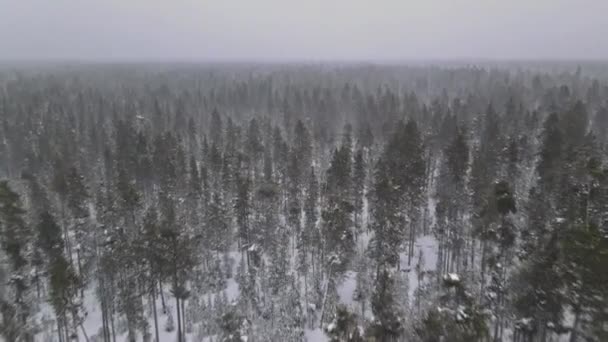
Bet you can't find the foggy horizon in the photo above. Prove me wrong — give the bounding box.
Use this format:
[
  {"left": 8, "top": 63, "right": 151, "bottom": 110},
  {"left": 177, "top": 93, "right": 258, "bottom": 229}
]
[{"left": 2, "top": 0, "right": 608, "bottom": 62}]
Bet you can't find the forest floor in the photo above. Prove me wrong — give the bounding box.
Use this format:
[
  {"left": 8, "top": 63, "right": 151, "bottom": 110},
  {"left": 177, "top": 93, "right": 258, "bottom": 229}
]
[{"left": 29, "top": 231, "right": 439, "bottom": 342}]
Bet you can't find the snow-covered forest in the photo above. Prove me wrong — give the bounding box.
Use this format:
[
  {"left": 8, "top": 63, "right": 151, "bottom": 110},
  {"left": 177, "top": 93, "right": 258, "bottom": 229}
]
[{"left": 0, "top": 63, "right": 607, "bottom": 342}]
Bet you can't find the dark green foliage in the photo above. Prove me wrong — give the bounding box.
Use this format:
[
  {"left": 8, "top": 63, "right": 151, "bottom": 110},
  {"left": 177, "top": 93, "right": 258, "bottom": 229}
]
[
  {"left": 321, "top": 198, "right": 355, "bottom": 274},
  {"left": 417, "top": 306, "right": 488, "bottom": 342},
  {"left": 0, "top": 181, "right": 30, "bottom": 271},
  {"left": 368, "top": 160, "right": 401, "bottom": 267},
  {"left": 2, "top": 63, "right": 608, "bottom": 342},
  {"left": 0, "top": 181, "right": 33, "bottom": 341},
  {"left": 206, "top": 191, "right": 231, "bottom": 253},
  {"left": 246, "top": 118, "right": 264, "bottom": 163},
  {"left": 417, "top": 276, "right": 488, "bottom": 342},
  {"left": 218, "top": 305, "right": 249, "bottom": 342},
  {"left": 48, "top": 256, "right": 79, "bottom": 318},
  {"left": 323, "top": 147, "right": 356, "bottom": 274},
  {"left": 561, "top": 223, "right": 608, "bottom": 341},
  {"left": 561, "top": 101, "right": 588, "bottom": 147},
  {"left": 445, "top": 128, "right": 468, "bottom": 183},
  {"left": 537, "top": 113, "right": 563, "bottom": 190},
  {"left": 368, "top": 269, "right": 403, "bottom": 341},
  {"left": 210, "top": 108, "right": 223, "bottom": 146},
  {"left": 325, "top": 305, "right": 364, "bottom": 342},
  {"left": 494, "top": 181, "right": 516, "bottom": 216},
  {"left": 358, "top": 122, "right": 374, "bottom": 149},
  {"left": 352, "top": 149, "right": 366, "bottom": 234},
  {"left": 36, "top": 212, "right": 64, "bottom": 259},
  {"left": 512, "top": 234, "right": 566, "bottom": 339},
  {"left": 235, "top": 175, "right": 251, "bottom": 250}
]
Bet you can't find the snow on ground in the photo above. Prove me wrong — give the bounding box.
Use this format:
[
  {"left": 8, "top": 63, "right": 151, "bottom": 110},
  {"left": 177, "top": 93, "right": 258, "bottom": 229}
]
[
  {"left": 398, "top": 235, "right": 438, "bottom": 304},
  {"left": 225, "top": 277, "right": 240, "bottom": 302},
  {"left": 33, "top": 299, "right": 56, "bottom": 342},
  {"left": 337, "top": 271, "right": 357, "bottom": 308},
  {"left": 334, "top": 233, "right": 439, "bottom": 326},
  {"left": 74, "top": 283, "right": 182, "bottom": 342},
  {"left": 80, "top": 287, "right": 103, "bottom": 340},
  {"left": 304, "top": 328, "right": 329, "bottom": 342},
  {"left": 32, "top": 230, "right": 439, "bottom": 342},
  {"left": 57, "top": 251, "right": 246, "bottom": 342}
]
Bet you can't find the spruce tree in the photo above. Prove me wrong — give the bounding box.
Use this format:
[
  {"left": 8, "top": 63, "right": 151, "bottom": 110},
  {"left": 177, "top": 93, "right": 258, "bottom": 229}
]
[
  {"left": 367, "top": 269, "right": 403, "bottom": 341},
  {"left": 0, "top": 181, "right": 34, "bottom": 342}
]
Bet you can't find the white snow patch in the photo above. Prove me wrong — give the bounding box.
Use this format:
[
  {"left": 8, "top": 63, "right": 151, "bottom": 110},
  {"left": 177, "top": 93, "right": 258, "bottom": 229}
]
[
  {"left": 305, "top": 328, "right": 329, "bottom": 342},
  {"left": 225, "top": 277, "right": 240, "bottom": 302},
  {"left": 444, "top": 273, "right": 460, "bottom": 283},
  {"left": 337, "top": 271, "right": 357, "bottom": 308},
  {"left": 400, "top": 235, "right": 438, "bottom": 302}
]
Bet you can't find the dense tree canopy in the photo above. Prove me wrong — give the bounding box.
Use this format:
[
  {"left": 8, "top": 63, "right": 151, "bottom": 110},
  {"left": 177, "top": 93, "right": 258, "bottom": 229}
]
[{"left": 0, "top": 62, "right": 606, "bottom": 342}]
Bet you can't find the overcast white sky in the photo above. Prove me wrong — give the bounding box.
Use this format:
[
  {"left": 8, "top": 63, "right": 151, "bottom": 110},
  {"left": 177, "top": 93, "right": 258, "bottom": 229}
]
[{"left": 1, "top": 0, "right": 607, "bottom": 61}]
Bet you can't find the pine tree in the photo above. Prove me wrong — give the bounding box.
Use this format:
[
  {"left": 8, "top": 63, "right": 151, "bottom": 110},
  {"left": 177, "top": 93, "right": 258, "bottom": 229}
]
[
  {"left": 218, "top": 303, "right": 249, "bottom": 342},
  {"left": 594, "top": 106, "right": 608, "bottom": 147},
  {"left": 435, "top": 127, "right": 469, "bottom": 275},
  {"left": 293, "top": 119, "right": 312, "bottom": 181},
  {"left": 482, "top": 181, "right": 517, "bottom": 341},
  {"left": 561, "top": 222, "right": 608, "bottom": 342},
  {"left": 210, "top": 108, "right": 223, "bottom": 147},
  {"left": 158, "top": 200, "right": 197, "bottom": 342},
  {"left": 322, "top": 149, "right": 355, "bottom": 276},
  {"left": 512, "top": 233, "right": 565, "bottom": 341},
  {"left": 235, "top": 174, "right": 252, "bottom": 263},
  {"left": 272, "top": 126, "right": 289, "bottom": 184},
  {"left": 353, "top": 256, "right": 371, "bottom": 319},
  {"left": 537, "top": 113, "right": 563, "bottom": 193},
  {"left": 274, "top": 278, "right": 305, "bottom": 341},
  {"left": 352, "top": 149, "right": 366, "bottom": 235},
  {"left": 0, "top": 181, "right": 34, "bottom": 342},
  {"left": 357, "top": 121, "right": 374, "bottom": 151},
  {"left": 325, "top": 305, "right": 364, "bottom": 342},
  {"left": 394, "top": 120, "right": 426, "bottom": 266},
  {"left": 246, "top": 118, "right": 264, "bottom": 174},
  {"left": 367, "top": 269, "right": 403, "bottom": 341},
  {"left": 206, "top": 191, "right": 232, "bottom": 257},
  {"left": 141, "top": 207, "right": 163, "bottom": 342},
  {"left": 417, "top": 274, "right": 488, "bottom": 342},
  {"left": 368, "top": 159, "right": 401, "bottom": 269}
]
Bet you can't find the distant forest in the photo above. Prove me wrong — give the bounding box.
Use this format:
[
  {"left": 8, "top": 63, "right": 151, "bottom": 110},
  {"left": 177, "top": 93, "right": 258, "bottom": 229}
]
[{"left": 0, "top": 63, "right": 606, "bottom": 342}]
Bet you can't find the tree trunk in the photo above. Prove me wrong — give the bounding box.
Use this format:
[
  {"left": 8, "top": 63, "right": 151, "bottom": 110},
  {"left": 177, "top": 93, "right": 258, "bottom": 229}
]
[
  {"left": 493, "top": 312, "right": 500, "bottom": 342},
  {"left": 110, "top": 307, "right": 117, "bottom": 342},
  {"left": 181, "top": 296, "right": 187, "bottom": 336},
  {"left": 64, "top": 314, "right": 70, "bottom": 342},
  {"left": 480, "top": 240, "right": 487, "bottom": 302},
  {"left": 35, "top": 269, "right": 41, "bottom": 299},
  {"left": 77, "top": 250, "right": 84, "bottom": 298},
  {"left": 569, "top": 309, "right": 580, "bottom": 342},
  {"left": 175, "top": 295, "right": 182, "bottom": 342},
  {"left": 79, "top": 323, "right": 90, "bottom": 342},
  {"left": 470, "top": 238, "right": 475, "bottom": 271},
  {"left": 152, "top": 289, "right": 160, "bottom": 342},
  {"left": 57, "top": 316, "right": 64, "bottom": 342},
  {"left": 304, "top": 273, "right": 309, "bottom": 327},
  {"left": 62, "top": 203, "right": 74, "bottom": 267},
  {"left": 408, "top": 216, "right": 416, "bottom": 266},
  {"left": 319, "top": 269, "right": 332, "bottom": 328},
  {"left": 72, "top": 305, "right": 81, "bottom": 342},
  {"left": 173, "top": 237, "right": 183, "bottom": 342},
  {"left": 540, "top": 322, "right": 547, "bottom": 342},
  {"left": 444, "top": 244, "right": 450, "bottom": 274},
  {"left": 436, "top": 242, "right": 443, "bottom": 280},
  {"left": 100, "top": 292, "right": 109, "bottom": 342},
  {"left": 159, "top": 280, "right": 167, "bottom": 313}
]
